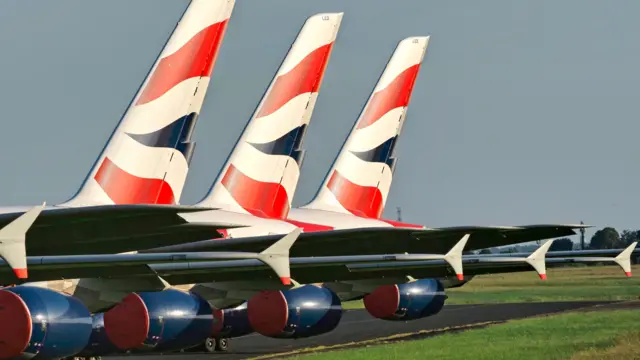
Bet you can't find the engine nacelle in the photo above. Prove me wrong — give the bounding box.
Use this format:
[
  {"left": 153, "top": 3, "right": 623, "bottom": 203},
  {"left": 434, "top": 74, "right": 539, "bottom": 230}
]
[
  {"left": 247, "top": 285, "right": 342, "bottom": 339},
  {"left": 103, "top": 289, "right": 214, "bottom": 352},
  {"left": 0, "top": 286, "right": 92, "bottom": 360},
  {"left": 363, "top": 279, "right": 446, "bottom": 321},
  {"left": 75, "top": 313, "right": 120, "bottom": 357},
  {"left": 212, "top": 302, "right": 254, "bottom": 339}
]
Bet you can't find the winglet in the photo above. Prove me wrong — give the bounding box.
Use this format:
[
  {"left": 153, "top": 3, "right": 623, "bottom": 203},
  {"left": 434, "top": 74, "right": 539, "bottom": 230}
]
[
  {"left": 615, "top": 241, "right": 637, "bottom": 277},
  {"left": 526, "top": 239, "right": 554, "bottom": 280},
  {"left": 0, "top": 202, "right": 46, "bottom": 279},
  {"left": 444, "top": 234, "right": 470, "bottom": 281},
  {"left": 258, "top": 228, "right": 302, "bottom": 285}
]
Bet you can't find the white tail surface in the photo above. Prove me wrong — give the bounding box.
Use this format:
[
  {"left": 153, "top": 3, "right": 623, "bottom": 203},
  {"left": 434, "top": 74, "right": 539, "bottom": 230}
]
[
  {"left": 304, "top": 36, "right": 430, "bottom": 218},
  {"left": 61, "top": 0, "right": 236, "bottom": 207},
  {"left": 197, "top": 13, "right": 344, "bottom": 220}
]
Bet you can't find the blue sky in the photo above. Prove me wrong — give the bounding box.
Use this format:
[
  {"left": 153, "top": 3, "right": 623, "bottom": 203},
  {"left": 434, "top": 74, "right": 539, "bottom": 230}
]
[{"left": 1, "top": 0, "right": 638, "bottom": 242}]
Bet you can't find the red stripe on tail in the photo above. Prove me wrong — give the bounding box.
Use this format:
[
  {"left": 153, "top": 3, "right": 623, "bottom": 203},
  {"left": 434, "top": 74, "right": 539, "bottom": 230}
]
[
  {"left": 136, "top": 20, "right": 229, "bottom": 105},
  {"left": 357, "top": 64, "right": 421, "bottom": 129},
  {"left": 327, "top": 170, "right": 384, "bottom": 219},
  {"left": 221, "top": 164, "right": 290, "bottom": 220},
  {"left": 94, "top": 157, "right": 175, "bottom": 204},
  {"left": 256, "top": 43, "right": 334, "bottom": 118}
]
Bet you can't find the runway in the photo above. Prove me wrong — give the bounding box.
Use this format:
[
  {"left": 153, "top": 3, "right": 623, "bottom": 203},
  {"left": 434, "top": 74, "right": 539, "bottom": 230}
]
[{"left": 106, "top": 301, "right": 637, "bottom": 360}]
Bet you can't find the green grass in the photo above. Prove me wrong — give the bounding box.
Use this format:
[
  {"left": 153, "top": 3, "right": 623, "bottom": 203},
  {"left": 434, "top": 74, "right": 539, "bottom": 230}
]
[
  {"left": 282, "top": 309, "right": 640, "bottom": 360},
  {"left": 342, "top": 265, "right": 640, "bottom": 309}
]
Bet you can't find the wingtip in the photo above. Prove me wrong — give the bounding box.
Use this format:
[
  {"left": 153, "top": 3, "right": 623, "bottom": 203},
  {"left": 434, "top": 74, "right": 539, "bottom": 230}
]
[
  {"left": 456, "top": 274, "right": 464, "bottom": 281},
  {"left": 625, "top": 271, "right": 632, "bottom": 278},
  {"left": 280, "top": 277, "right": 292, "bottom": 286},
  {"left": 13, "top": 268, "right": 27, "bottom": 279},
  {"left": 539, "top": 273, "right": 547, "bottom": 280}
]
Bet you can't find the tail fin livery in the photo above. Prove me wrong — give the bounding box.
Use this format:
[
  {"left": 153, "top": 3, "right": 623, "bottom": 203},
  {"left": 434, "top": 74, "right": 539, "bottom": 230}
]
[
  {"left": 61, "top": 0, "right": 235, "bottom": 207},
  {"left": 197, "top": 13, "right": 344, "bottom": 220},
  {"left": 304, "top": 36, "right": 430, "bottom": 218}
]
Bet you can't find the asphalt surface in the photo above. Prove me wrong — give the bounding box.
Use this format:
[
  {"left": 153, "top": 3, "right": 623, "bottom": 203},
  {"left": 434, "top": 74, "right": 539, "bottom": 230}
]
[{"left": 107, "top": 301, "right": 637, "bottom": 360}]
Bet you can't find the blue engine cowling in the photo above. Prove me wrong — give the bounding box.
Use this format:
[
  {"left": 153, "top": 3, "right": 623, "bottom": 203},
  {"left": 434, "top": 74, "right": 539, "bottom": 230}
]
[
  {"left": 0, "top": 286, "right": 92, "bottom": 360},
  {"left": 246, "top": 285, "right": 342, "bottom": 339},
  {"left": 103, "top": 289, "right": 214, "bottom": 352},
  {"left": 363, "top": 279, "right": 446, "bottom": 321},
  {"left": 212, "top": 302, "right": 254, "bottom": 339},
  {"left": 75, "top": 313, "right": 120, "bottom": 357}
]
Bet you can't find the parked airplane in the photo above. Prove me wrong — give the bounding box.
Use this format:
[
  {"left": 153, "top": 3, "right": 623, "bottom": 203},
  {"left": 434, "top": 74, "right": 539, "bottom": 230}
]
[
  {"left": 120, "top": 34, "right": 637, "bottom": 352},
  {"left": 0, "top": 0, "right": 245, "bottom": 283},
  {"left": 0, "top": 5, "right": 625, "bottom": 359},
  {"left": 75, "top": 35, "right": 627, "bottom": 355},
  {"left": 0, "top": 9, "right": 345, "bottom": 360}
]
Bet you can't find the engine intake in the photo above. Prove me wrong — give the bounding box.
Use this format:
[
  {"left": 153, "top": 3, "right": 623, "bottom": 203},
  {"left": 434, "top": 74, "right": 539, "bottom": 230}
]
[
  {"left": 363, "top": 279, "right": 446, "bottom": 321},
  {"left": 247, "top": 285, "right": 342, "bottom": 339},
  {"left": 0, "top": 286, "right": 92, "bottom": 359},
  {"left": 103, "top": 289, "right": 214, "bottom": 352}
]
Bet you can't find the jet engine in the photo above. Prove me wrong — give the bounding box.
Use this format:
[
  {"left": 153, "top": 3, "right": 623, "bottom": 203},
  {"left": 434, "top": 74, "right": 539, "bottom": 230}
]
[
  {"left": 247, "top": 285, "right": 342, "bottom": 339},
  {"left": 75, "top": 313, "right": 120, "bottom": 358},
  {"left": 103, "top": 289, "right": 214, "bottom": 352},
  {"left": 363, "top": 279, "right": 446, "bottom": 321},
  {"left": 187, "top": 303, "right": 254, "bottom": 353},
  {"left": 212, "top": 302, "right": 253, "bottom": 339},
  {"left": 0, "top": 286, "right": 92, "bottom": 360}
]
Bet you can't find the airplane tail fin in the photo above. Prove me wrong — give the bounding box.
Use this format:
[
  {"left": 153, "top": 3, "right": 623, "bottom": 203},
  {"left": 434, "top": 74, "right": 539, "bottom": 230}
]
[
  {"left": 303, "top": 36, "right": 430, "bottom": 218},
  {"left": 197, "top": 13, "right": 344, "bottom": 220},
  {"left": 61, "top": 0, "right": 235, "bottom": 207}
]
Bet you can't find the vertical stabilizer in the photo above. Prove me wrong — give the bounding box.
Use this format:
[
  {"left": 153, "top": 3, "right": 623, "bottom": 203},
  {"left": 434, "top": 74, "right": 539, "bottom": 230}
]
[
  {"left": 61, "top": 0, "right": 236, "bottom": 207},
  {"left": 304, "top": 36, "right": 430, "bottom": 218},
  {"left": 197, "top": 13, "right": 344, "bottom": 220}
]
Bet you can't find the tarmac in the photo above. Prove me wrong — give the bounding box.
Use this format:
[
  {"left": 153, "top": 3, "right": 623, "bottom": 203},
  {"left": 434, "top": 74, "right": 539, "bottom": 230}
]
[{"left": 106, "top": 300, "right": 639, "bottom": 360}]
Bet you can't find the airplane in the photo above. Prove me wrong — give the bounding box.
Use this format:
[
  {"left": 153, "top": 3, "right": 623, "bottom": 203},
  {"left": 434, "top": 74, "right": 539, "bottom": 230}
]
[
  {"left": 109, "top": 33, "right": 637, "bottom": 352},
  {"left": 0, "top": 6, "right": 628, "bottom": 359},
  {"left": 66, "top": 34, "right": 631, "bottom": 355},
  {"left": 0, "top": 9, "right": 345, "bottom": 360},
  {"left": 0, "top": 6, "right": 584, "bottom": 284},
  {"left": 0, "top": 0, "right": 247, "bottom": 283},
  {"left": 0, "top": 20, "right": 615, "bottom": 357}
]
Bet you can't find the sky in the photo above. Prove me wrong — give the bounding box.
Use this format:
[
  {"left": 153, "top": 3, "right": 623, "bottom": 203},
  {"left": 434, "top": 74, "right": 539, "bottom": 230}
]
[{"left": 0, "top": 0, "right": 639, "bottom": 242}]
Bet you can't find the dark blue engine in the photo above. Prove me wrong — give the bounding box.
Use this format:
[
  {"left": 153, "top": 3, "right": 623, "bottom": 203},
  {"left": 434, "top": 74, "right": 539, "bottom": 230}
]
[
  {"left": 212, "top": 302, "right": 254, "bottom": 339},
  {"left": 103, "top": 289, "right": 214, "bottom": 352},
  {"left": 0, "top": 286, "right": 92, "bottom": 359},
  {"left": 247, "top": 285, "right": 342, "bottom": 339},
  {"left": 75, "top": 313, "right": 120, "bottom": 357},
  {"left": 363, "top": 279, "right": 446, "bottom": 321}
]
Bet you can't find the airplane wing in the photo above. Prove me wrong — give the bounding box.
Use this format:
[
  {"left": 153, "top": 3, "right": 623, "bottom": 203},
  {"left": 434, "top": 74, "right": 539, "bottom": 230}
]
[
  {"left": 149, "top": 240, "right": 639, "bottom": 287},
  {"left": 0, "top": 204, "right": 246, "bottom": 259},
  {"left": 3, "top": 231, "right": 635, "bottom": 290},
  {"left": 0, "top": 229, "right": 303, "bottom": 286},
  {"left": 0, "top": 206, "right": 601, "bottom": 287},
  {"left": 142, "top": 224, "right": 589, "bottom": 257}
]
